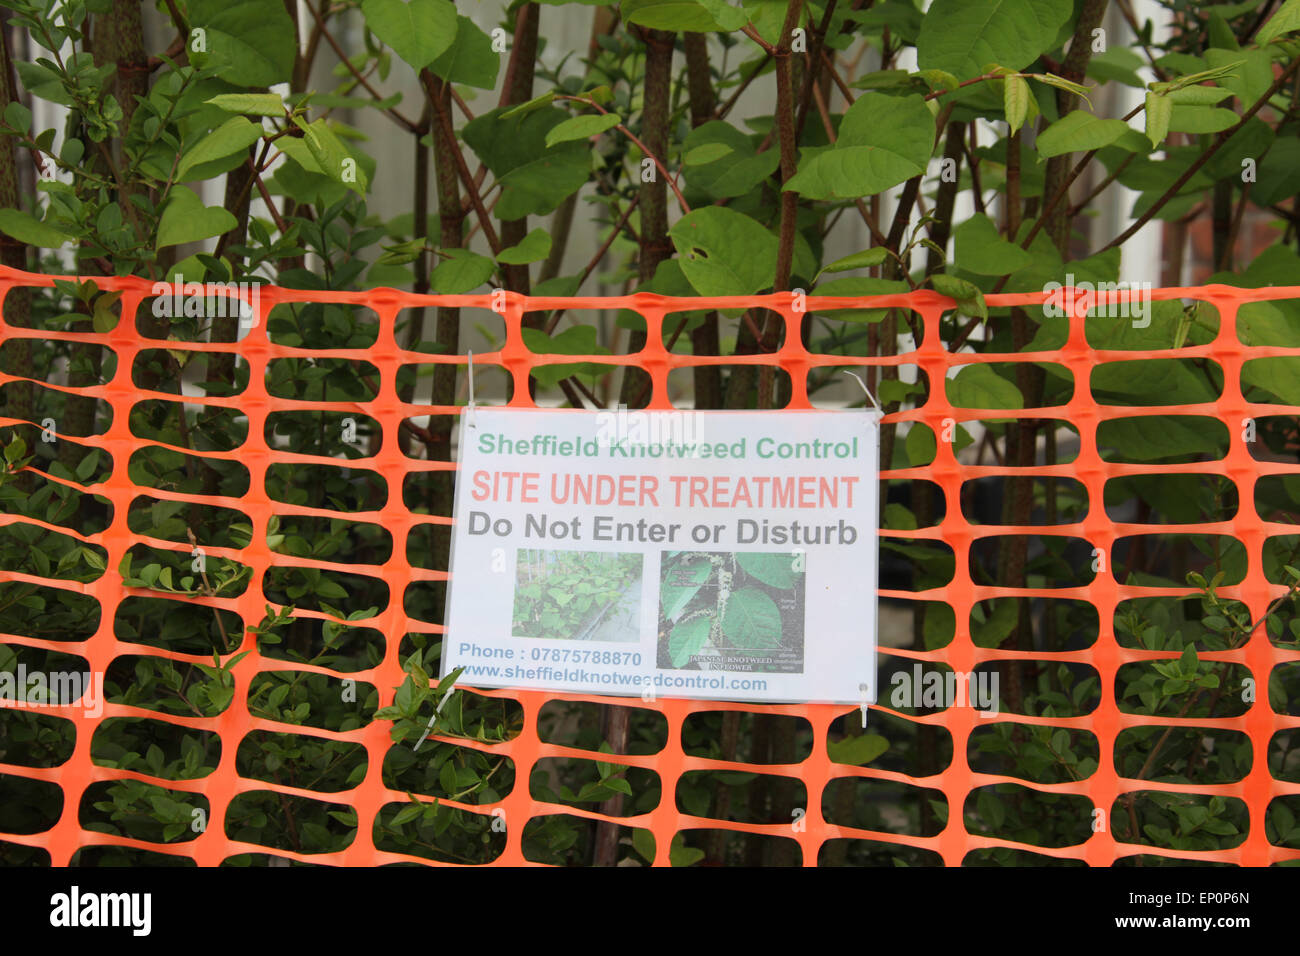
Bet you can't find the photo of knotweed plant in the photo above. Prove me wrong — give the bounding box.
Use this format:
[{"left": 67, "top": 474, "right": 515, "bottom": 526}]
[
  {"left": 512, "top": 549, "right": 642, "bottom": 642},
  {"left": 657, "top": 552, "right": 805, "bottom": 673}
]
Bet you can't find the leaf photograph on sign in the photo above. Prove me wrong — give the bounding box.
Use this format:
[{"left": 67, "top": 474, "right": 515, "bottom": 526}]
[
  {"left": 512, "top": 549, "right": 642, "bottom": 642},
  {"left": 656, "top": 550, "right": 806, "bottom": 673}
]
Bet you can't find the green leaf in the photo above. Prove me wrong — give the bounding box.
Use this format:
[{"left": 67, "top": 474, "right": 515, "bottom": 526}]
[
  {"left": 205, "top": 93, "right": 285, "bottom": 117},
  {"left": 428, "top": 248, "right": 493, "bottom": 293},
  {"left": 736, "top": 553, "right": 798, "bottom": 589},
  {"left": 931, "top": 273, "right": 988, "bottom": 320},
  {"left": 784, "top": 92, "right": 933, "bottom": 199},
  {"left": 669, "top": 835, "right": 705, "bottom": 867},
  {"left": 813, "top": 275, "right": 910, "bottom": 324},
  {"left": 1168, "top": 105, "right": 1239, "bottom": 134},
  {"left": 623, "top": 0, "right": 747, "bottom": 31},
  {"left": 1096, "top": 416, "right": 1224, "bottom": 461},
  {"left": 1167, "top": 85, "right": 1233, "bottom": 106},
  {"left": 544, "top": 112, "right": 620, "bottom": 148},
  {"left": 293, "top": 118, "right": 367, "bottom": 196},
  {"left": 631, "top": 829, "right": 656, "bottom": 863},
  {"left": 1145, "top": 91, "right": 1173, "bottom": 148},
  {"left": 668, "top": 614, "right": 711, "bottom": 668},
  {"left": 917, "top": 0, "right": 1073, "bottom": 80},
  {"left": 390, "top": 803, "right": 424, "bottom": 826},
  {"left": 360, "top": 0, "right": 457, "bottom": 69},
  {"left": 1258, "top": 0, "right": 1300, "bottom": 43},
  {"left": 953, "top": 213, "right": 1030, "bottom": 276},
  {"left": 819, "top": 247, "right": 889, "bottom": 276},
  {"left": 668, "top": 207, "right": 777, "bottom": 296},
  {"left": 428, "top": 15, "right": 500, "bottom": 89},
  {"left": 156, "top": 186, "right": 237, "bottom": 250},
  {"left": 683, "top": 142, "right": 733, "bottom": 165},
  {"left": 1029, "top": 72, "right": 1094, "bottom": 105},
  {"left": 680, "top": 121, "right": 779, "bottom": 199},
  {"left": 462, "top": 107, "right": 589, "bottom": 218},
  {"left": 4, "top": 434, "right": 27, "bottom": 465},
  {"left": 520, "top": 325, "right": 613, "bottom": 388},
  {"left": 189, "top": 0, "right": 296, "bottom": 87},
  {"left": 1036, "top": 110, "right": 1130, "bottom": 158},
  {"left": 0, "top": 209, "right": 72, "bottom": 248},
  {"left": 720, "top": 587, "right": 782, "bottom": 650},
  {"left": 946, "top": 363, "right": 1024, "bottom": 411},
  {"left": 496, "top": 228, "right": 552, "bottom": 265},
  {"left": 3, "top": 101, "right": 30, "bottom": 134},
  {"left": 828, "top": 733, "right": 889, "bottom": 766},
  {"left": 178, "top": 116, "right": 263, "bottom": 181},
  {"left": 1004, "top": 74, "right": 1030, "bottom": 133}
]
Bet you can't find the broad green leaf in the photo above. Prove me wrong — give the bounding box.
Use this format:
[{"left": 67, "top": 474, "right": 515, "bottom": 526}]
[
  {"left": 544, "top": 113, "right": 620, "bottom": 148},
  {"left": 905, "top": 423, "right": 937, "bottom": 466},
  {"left": 156, "top": 186, "right": 237, "bottom": 249},
  {"left": 1206, "top": 47, "right": 1274, "bottom": 106},
  {"left": 736, "top": 553, "right": 797, "bottom": 589},
  {"left": 917, "top": 0, "right": 1072, "bottom": 80},
  {"left": 721, "top": 587, "right": 782, "bottom": 650},
  {"left": 680, "top": 120, "right": 778, "bottom": 199},
  {"left": 1258, "top": 0, "right": 1300, "bottom": 43},
  {"left": 827, "top": 733, "right": 889, "bottom": 766},
  {"left": 360, "top": 0, "right": 457, "bottom": 69},
  {"left": 0, "top": 209, "right": 71, "bottom": 247},
  {"left": 1091, "top": 359, "right": 1221, "bottom": 406},
  {"left": 623, "top": 0, "right": 746, "bottom": 31},
  {"left": 428, "top": 15, "right": 499, "bottom": 89},
  {"left": 293, "top": 118, "right": 368, "bottom": 195},
  {"left": 784, "top": 92, "right": 932, "bottom": 199},
  {"left": 1243, "top": 358, "right": 1300, "bottom": 406},
  {"left": 663, "top": 557, "right": 712, "bottom": 611},
  {"left": 178, "top": 116, "right": 263, "bottom": 181},
  {"left": 953, "top": 213, "right": 1030, "bottom": 276},
  {"left": 1168, "top": 105, "right": 1239, "bottom": 134},
  {"left": 812, "top": 275, "right": 909, "bottom": 323},
  {"left": 1096, "top": 416, "right": 1224, "bottom": 461},
  {"left": 1167, "top": 85, "right": 1233, "bottom": 106},
  {"left": 462, "top": 107, "right": 588, "bottom": 218},
  {"left": 1238, "top": 301, "right": 1300, "bottom": 348},
  {"left": 205, "top": 93, "right": 285, "bottom": 116},
  {"left": 520, "top": 325, "right": 614, "bottom": 388},
  {"left": 1004, "top": 74, "right": 1030, "bottom": 133},
  {"left": 668, "top": 207, "right": 777, "bottom": 296},
  {"left": 972, "top": 597, "right": 1019, "bottom": 646},
  {"left": 500, "top": 92, "right": 557, "bottom": 120},
  {"left": 1037, "top": 110, "right": 1130, "bottom": 158},
  {"left": 946, "top": 363, "right": 1024, "bottom": 411},
  {"left": 496, "top": 228, "right": 552, "bottom": 265},
  {"left": 430, "top": 250, "right": 495, "bottom": 293},
  {"left": 189, "top": 0, "right": 296, "bottom": 87},
  {"left": 1145, "top": 91, "right": 1173, "bottom": 148},
  {"left": 1088, "top": 47, "right": 1146, "bottom": 87},
  {"left": 2, "top": 101, "right": 30, "bottom": 133},
  {"left": 931, "top": 273, "right": 987, "bottom": 320},
  {"left": 668, "top": 614, "right": 712, "bottom": 668},
  {"left": 683, "top": 142, "right": 733, "bottom": 165}
]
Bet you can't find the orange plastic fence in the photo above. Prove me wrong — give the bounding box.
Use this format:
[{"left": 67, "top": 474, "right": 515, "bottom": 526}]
[{"left": 1, "top": 263, "right": 1298, "bottom": 867}]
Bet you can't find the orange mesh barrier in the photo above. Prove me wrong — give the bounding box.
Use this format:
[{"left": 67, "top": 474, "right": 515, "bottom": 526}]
[{"left": 1, "top": 262, "right": 1298, "bottom": 867}]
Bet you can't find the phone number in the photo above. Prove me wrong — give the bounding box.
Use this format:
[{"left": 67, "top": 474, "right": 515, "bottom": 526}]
[{"left": 529, "top": 648, "right": 643, "bottom": 666}]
